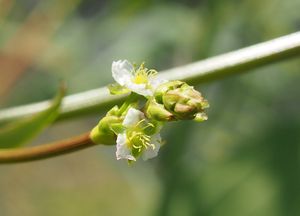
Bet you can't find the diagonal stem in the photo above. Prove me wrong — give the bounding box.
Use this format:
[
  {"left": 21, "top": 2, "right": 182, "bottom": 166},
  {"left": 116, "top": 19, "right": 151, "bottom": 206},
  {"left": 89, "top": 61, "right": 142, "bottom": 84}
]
[{"left": 0, "top": 32, "right": 300, "bottom": 124}]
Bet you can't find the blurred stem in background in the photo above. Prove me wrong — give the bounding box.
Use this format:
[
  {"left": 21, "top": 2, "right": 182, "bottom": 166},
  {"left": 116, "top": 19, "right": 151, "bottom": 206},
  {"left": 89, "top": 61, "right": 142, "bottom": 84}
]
[{"left": 0, "top": 31, "right": 299, "bottom": 125}]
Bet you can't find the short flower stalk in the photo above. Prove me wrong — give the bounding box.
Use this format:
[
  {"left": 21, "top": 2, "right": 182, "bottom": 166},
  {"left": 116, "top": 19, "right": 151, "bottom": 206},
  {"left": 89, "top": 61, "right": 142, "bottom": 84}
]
[{"left": 91, "top": 60, "right": 209, "bottom": 163}]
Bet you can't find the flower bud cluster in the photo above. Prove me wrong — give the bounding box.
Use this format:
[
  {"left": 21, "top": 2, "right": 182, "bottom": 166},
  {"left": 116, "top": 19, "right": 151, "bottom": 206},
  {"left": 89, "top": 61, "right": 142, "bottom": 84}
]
[
  {"left": 146, "top": 81, "right": 209, "bottom": 122},
  {"left": 92, "top": 60, "right": 209, "bottom": 163}
]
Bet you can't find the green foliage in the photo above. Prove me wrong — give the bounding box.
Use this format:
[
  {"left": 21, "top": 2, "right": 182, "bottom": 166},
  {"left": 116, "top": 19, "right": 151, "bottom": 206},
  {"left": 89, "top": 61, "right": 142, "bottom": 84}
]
[{"left": 0, "top": 87, "right": 64, "bottom": 148}]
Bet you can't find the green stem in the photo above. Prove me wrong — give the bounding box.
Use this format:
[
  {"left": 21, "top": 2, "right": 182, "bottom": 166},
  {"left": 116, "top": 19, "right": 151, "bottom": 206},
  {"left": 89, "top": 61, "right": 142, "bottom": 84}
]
[
  {"left": 0, "top": 32, "right": 300, "bottom": 124},
  {"left": 117, "top": 93, "right": 141, "bottom": 116}
]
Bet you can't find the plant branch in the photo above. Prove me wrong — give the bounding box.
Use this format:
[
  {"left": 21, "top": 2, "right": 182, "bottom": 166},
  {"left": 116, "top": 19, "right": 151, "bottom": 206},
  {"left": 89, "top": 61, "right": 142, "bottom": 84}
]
[
  {"left": 1, "top": 32, "right": 300, "bottom": 163},
  {"left": 1, "top": 32, "right": 300, "bottom": 124},
  {"left": 0, "top": 132, "right": 95, "bottom": 163}
]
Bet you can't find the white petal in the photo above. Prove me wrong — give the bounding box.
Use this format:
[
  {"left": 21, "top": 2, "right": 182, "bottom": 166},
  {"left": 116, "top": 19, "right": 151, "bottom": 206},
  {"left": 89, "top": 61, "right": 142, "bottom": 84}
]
[
  {"left": 142, "top": 134, "right": 162, "bottom": 161},
  {"left": 125, "top": 82, "right": 153, "bottom": 96},
  {"left": 116, "top": 134, "right": 136, "bottom": 161},
  {"left": 149, "top": 77, "right": 168, "bottom": 90},
  {"left": 123, "top": 108, "right": 144, "bottom": 127},
  {"left": 112, "top": 60, "right": 134, "bottom": 86}
]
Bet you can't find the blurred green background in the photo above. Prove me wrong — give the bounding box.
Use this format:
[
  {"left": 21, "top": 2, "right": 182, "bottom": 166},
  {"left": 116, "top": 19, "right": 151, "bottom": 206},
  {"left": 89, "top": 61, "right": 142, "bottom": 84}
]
[{"left": 0, "top": 0, "right": 300, "bottom": 215}]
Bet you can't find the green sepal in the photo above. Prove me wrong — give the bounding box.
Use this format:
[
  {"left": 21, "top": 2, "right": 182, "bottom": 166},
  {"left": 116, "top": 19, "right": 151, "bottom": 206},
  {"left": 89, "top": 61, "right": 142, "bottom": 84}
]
[
  {"left": 90, "top": 115, "right": 121, "bottom": 145},
  {"left": 193, "top": 112, "right": 208, "bottom": 122},
  {"left": 107, "top": 105, "right": 121, "bottom": 116},
  {"left": 154, "top": 80, "right": 184, "bottom": 103},
  {"left": 200, "top": 100, "right": 210, "bottom": 109},
  {"left": 145, "top": 99, "right": 175, "bottom": 122},
  {"left": 110, "top": 123, "right": 126, "bottom": 134},
  {"left": 108, "top": 83, "right": 130, "bottom": 95}
]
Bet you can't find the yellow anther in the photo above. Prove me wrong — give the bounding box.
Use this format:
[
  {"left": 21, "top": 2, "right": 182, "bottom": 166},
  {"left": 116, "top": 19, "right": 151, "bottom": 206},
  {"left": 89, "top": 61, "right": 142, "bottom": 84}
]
[
  {"left": 132, "top": 63, "right": 158, "bottom": 85},
  {"left": 142, "top": 123, "right": 155, "bottom": 130},
  {"left": 133, "top": 73, "right": 148, "bottom": 84}
]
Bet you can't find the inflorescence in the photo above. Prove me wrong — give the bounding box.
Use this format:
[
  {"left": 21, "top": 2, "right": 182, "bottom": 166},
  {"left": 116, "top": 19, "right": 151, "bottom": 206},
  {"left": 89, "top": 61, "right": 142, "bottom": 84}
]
[{"left": 91, "top": 60, "right": 209, "bottom": 163}]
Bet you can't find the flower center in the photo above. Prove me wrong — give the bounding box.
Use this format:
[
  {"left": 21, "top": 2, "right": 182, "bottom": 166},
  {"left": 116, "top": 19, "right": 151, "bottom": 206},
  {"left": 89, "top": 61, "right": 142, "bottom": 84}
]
[
  {"left": 130, "top": 132, "right": 151, "bottom": 150},
  {"left": 133, "top": 73, "right": 148, "bottom": 84},
  {"left": 125, "top": 119, "right": 157, "bottom": 158},
  {"left": 127, "top": 131, "right": 152, "bottom": 158},
  {"left": 132, "top": 63, "right": 158, "bottom": 85}
]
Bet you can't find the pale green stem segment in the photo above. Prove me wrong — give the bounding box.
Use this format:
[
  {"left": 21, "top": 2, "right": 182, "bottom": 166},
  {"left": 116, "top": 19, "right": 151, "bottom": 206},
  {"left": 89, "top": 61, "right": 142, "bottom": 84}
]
[{"left": 0, "top": 32, "right": 300, "bottom": 124}]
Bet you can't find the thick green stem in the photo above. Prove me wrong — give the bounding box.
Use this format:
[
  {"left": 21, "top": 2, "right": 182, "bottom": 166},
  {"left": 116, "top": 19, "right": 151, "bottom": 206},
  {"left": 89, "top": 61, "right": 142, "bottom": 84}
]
[
  {"left": 159, "top": 31, "right": 300, "bottom": 84},
  {"left": 0, "top": 32, "right": 300, "bottom": 124}
]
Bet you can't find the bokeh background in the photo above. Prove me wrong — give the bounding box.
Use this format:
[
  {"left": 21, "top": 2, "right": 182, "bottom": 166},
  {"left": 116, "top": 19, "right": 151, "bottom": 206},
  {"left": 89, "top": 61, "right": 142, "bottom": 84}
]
[{"left": 0, "top": 0, "right": 300, "bottom": 215}]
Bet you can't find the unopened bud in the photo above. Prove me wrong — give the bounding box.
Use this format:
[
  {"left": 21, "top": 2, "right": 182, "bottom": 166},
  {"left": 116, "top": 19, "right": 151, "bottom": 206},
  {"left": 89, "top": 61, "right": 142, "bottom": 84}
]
[
  {"left": 145, "top": 99, "right": 175, "bottom": 122},
  {"left": 194, "top": 112, "right": 208, "bottom": 122},
  {"left": 90, "top": 115, "right": 121, "bottom": 145},
  {"left": 154, "top": 81, "right": 209, "bottom": 121},
  {"left": 154, "top": 80, "right": 183, "bottom": 104}
]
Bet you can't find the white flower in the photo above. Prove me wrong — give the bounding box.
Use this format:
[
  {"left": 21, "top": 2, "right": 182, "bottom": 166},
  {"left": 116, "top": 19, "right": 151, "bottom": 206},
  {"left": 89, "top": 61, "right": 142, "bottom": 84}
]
[
  {"left": 112, "top": 60, "right": 167, "bottom": 97},
  {"left": 116, "top": 133, "right": 136, "bottom": 161},
  {"left": 141, "top": 133, "right": 162, "bottom": 160},
  {"left": 116, "top": 108, "right": 162, "bottom": 161}
]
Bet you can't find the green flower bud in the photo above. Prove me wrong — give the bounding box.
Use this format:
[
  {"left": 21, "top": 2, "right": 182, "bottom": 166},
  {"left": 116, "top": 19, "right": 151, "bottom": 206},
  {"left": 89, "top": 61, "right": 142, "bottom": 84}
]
[
  {"left": 90, "top": 105, "right": 125, "bottom": 145},
  {"left": 154, "top": 81, "right": 209, "bottom": 121},
  {"left": 194, "top": 112, "right": 208, "bottom": 122},
  {"left": 90, "top": 115, "right": 122, "bottom": 145},
  {"left": 145, "top": 99, "right": 175, "bottom": 122},
  {"left": 154, "top": 80, "right": 183, "bottom": 104}
]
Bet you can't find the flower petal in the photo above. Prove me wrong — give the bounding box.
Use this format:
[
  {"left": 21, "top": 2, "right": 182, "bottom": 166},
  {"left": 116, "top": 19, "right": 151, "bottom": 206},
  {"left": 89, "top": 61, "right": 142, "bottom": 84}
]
[
  {"left": 112, "top": 60, "right": 134, "bottom": 86},
  {"left": 149, "top": 77, "right": 168, "bottom": 90},
  {"left": 125, "top": 82, "right": 153, "bottom": 96},
  {"left": 142, "top": 133, "right": 162, "bottom": 161},
  {"left": 123, "top": 108, "right": 144, "bottom": 127},
  {"left": 116, "top": 133, "right": 136, "bottom": 161}
]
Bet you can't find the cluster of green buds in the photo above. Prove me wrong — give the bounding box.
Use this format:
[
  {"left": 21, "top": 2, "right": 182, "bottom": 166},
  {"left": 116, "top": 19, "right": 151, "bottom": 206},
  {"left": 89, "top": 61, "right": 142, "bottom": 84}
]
[
  {"left": 91, "top": 60, "right": 209, "bottom": 163},
  {"left": 146, "top": 81, "right": 209, "bottom": 122}
]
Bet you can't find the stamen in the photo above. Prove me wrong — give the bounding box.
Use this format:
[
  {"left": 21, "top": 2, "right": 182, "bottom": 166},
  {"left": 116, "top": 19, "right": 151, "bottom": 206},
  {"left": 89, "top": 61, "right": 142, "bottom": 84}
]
[
  {"left": 132, "top": 62, "right": 158, "bottom": 85},
  {"left": 143, "top": 136, "right": 151, "bottom": 141},
  {"left": 142, "top": 122, "right": 155, "bottom": 130},
  {"left": 132, "top": 144, "right": 142, "bottom": 149},
  {"left": 147, "top": 69, "right": 157, "bottom": 77},
  {"left": 136, "top": 119, "right": 147, "bottom": 127},
  {"left": 150, "top": 144, "right": 156, "bottom": 149}
]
